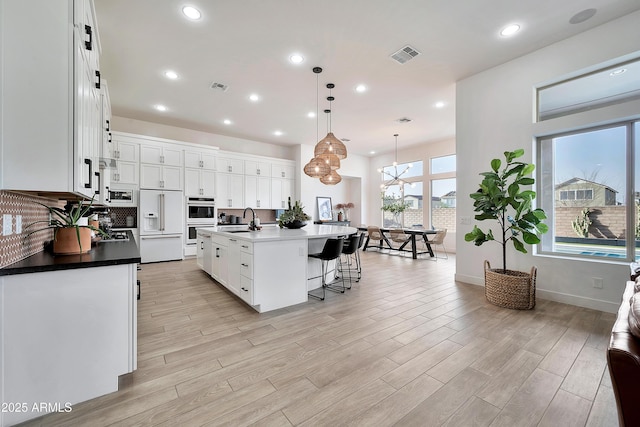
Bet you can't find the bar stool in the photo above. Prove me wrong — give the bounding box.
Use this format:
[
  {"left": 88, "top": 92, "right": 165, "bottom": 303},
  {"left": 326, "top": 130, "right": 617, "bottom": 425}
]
[
  {"left": 338, "top": 234, "right": 360, "bottom": 288},
  {"left": 308, "top": 237, "right": 345, "bottom": 301}
]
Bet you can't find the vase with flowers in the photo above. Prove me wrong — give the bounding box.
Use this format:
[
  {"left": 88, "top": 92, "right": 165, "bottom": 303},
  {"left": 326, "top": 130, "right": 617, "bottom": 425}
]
[{"left": 335, "top": 202, "right": 354, "bottom": 222}]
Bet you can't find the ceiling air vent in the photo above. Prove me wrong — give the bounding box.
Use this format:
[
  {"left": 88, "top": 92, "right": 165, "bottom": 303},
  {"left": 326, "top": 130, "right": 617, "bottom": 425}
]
[
  {"left": 395, "top": 117, "right": 412, "bottom": 124},
  {"left": 390, "top": 45, "right": 420, "bottom": 64},
  {"left": 210, "top": 82, "right": 229, "bottom": 92}
]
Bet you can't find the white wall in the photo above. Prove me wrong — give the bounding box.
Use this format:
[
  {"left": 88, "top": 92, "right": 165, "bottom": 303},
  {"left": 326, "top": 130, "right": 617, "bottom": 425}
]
[
  {"left": 368, "top": 137, "right": 457, "bottom": 252},
  {"left": 456, "top": 11, "right": 640, "bottom": 313},
  {"left": 112, "top": 116, "right": 294, "bottom": 160},
  {"left": 298, "top": 144, "right": 370, "bottom": 225}
]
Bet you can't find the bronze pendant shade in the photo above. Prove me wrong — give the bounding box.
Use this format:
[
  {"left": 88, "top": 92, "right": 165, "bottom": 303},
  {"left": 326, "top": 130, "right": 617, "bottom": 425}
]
[
  {"left": 303, "top": 157, "right": 331, "bottom": 178},
  {"left": 320, "top": 169, "right": 342, "bottom": 185}
]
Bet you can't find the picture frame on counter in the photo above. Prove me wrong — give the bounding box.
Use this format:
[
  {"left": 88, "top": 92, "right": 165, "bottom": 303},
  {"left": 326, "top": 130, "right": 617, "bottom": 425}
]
[{"left": 317, "top": 196, "right": 332, "bottom": 221}]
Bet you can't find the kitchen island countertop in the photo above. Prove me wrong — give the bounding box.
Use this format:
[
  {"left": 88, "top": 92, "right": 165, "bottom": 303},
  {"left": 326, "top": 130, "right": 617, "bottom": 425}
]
[
  {"left": 0, "top": 230, "right": 140, "bottom": 276},
  {"left": 199, "top": 224, "right": 357, "bottom": 242}
]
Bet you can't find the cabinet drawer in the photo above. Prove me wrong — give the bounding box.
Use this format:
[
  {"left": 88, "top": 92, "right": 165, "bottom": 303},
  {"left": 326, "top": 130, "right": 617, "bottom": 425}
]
[
  {"left": 239, "top": 241, "right": 253, "bottom": 254},
  {"left": 240, "top": 252, "right": 253, "bottom": 279},
  {"left": 212, "top": 235, "right": 229, "bottom": 246},
  {"left": 240, "top": 275, "right": 253, "bottom": 305}
]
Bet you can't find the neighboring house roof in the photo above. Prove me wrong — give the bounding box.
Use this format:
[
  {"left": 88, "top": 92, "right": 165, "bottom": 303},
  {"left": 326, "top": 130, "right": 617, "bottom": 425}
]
[
  {"left": 405, "top": 194, "right": 423, "bottom": 200},
  {"left": 441, "top": 191, "right": 456, "bottom": 198},
  {"left": 555, "top": 177, "right": 618, "bottom": 194}
]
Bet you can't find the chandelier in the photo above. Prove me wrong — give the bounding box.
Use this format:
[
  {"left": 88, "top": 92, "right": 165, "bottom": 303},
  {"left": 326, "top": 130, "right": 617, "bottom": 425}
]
[
  {"left": 378, "top": 134, "right": 414, "bottom": 190},
  {"left": 303, "top": 67, "right": 347, "bottom": 185}
]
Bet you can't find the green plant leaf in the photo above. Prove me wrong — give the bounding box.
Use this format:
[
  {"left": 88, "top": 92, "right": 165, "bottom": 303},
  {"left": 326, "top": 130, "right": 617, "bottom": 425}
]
[
  {"left": 512, "top": 237, "right": 527, "bottom": 253},
  {"left": 522, "top": 232, "right": 540, "bottom": 244},
  {"left": 490, "top": 159, "right": 501, "bottom": 172}
]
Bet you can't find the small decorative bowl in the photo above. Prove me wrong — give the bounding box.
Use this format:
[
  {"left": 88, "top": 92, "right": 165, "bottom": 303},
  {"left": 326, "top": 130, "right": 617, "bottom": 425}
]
[{"left": 283, "top": 220, "right": 307, "bottom": 229}]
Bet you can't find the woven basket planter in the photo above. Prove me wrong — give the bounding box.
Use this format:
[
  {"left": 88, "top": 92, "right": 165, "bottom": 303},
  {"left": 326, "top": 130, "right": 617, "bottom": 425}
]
[{"left": 484, "top": 260, "right": 536, "bottom": 310}]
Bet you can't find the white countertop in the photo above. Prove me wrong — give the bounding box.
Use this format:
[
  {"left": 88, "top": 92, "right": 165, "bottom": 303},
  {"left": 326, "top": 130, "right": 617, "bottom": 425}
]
[{"left": 197, "top": 224, "right": 357, "bottom": 242}]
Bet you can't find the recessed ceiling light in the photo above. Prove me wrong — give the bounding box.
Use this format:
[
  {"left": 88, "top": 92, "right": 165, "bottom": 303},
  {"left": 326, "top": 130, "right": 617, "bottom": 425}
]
[
  {"left": 435, "top": 101, "right": 445, "bottom": 108},
  {"left": 307, "top": 112, "right": 316, "bottom": 118},
  {"left": 274, "top": 130, "right": 283, "bottom": 136},
  {"left": 355, "top": 84, "right": 367, "bottom": 93},
  {"left": 289, "top": 54, "right": 304, "bottom": 64},
  {"left": 500, "top": 24, "right": 520, "bottom": 37},
  {"left": 249, "top": 94, "right": 260, "bottom": 102},
  {"left": 182, "top": 6, "right": 201, "bottom": 20},
  {"left": 223, "top": 119, "right": 232, "bottom": 125},
  {"left": 164, "top": 70, "right": 178, "bottom": 80},
  {"left": 370, "top": 151, "right": 376, "bottom": 155},
  {"left": 610, "top": 68, "right": 627, "bottom": 76},
  {"left": 155, "top": 104, "right": 168, "bottom": 112}
]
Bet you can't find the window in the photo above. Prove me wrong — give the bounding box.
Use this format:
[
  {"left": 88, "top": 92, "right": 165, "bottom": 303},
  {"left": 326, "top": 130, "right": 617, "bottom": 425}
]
[
  {"left": 430, "top": 155, "right": 456, "bottom": 232},
  {"left": 538, "top": 123, "right": 637, "bottom": 259},
  {"left": 380, "top": 161, "right": 423, "bottom": 228}
]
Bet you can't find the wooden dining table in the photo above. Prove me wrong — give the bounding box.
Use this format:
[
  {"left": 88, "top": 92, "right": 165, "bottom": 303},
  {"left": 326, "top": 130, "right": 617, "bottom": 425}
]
[{"left": 358, "top": 227, "right": 436, "bottom": 259}]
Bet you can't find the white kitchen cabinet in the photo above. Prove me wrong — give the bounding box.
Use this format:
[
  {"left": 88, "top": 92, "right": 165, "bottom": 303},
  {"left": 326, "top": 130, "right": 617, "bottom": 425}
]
[
  {"left": 239, "top": 243, "right": 254, "bottom": 305},
  {"left": 185, "top": 168, "right": 215, "bottom": 197},
  {"left": 140, "top": 143, "right": 182, "bottom": 167},
  {"left": 184, "top": 149, "right": 216, "bottom": 170},
  {"left": 0, "top": 263, "right": 137, "bottom": 426},
  {"left": 196, "top": 231, "right": 212, "bottom": 276},
  {"left": 211, "top": 235, "right": 229, "bottom": 286},
  {"left": 271, "top": 178, "right": 294, "bottom": 209},
  {"left": 112, "top": 139, "right": 139, "bottom": 163},
  {"left": 140, "top": 164, "right": 182, "bottom": 190},
  {"left": 244, "top": 176, "right": 271, "bottom": 209},
  {"left": 217, "top": 156, "right": 244, "bottom": 174},
  {"left": 111, "top": 161, "right": 139, "bottom": 186},
  {"left": 0, "top": 0, "right": 103, "bottom": 197},
  {"left": 245, "top": 160, "right": 271, "bottom": 177},
  {"left": 271, "top": 162, "right": 295, "bottom": 179},
  {"left": 216, "top": 173, "right": 244, "bottom": 208},
  {"left": 227, "top": 238, "right": 242, "bottom": 296},
  {"left": 98, "top": 79, "right": 112, "bottom": 205}
]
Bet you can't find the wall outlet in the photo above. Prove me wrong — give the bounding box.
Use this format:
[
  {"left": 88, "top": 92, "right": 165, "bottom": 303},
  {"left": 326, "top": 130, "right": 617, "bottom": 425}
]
[
  {"left": 15, "top": 215, "right": 22, "bottom": 234},
  {"left": 3, "top": 214, "right": 13, "bottom": 236},
  {"left": 593, "top": 277, "right": 603, "bottom": 289}
]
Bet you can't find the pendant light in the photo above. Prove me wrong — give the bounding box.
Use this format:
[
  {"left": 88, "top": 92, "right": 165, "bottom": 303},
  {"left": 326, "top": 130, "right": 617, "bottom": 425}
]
[
  {"left": 304, "top": 67, "right": 332, "bottom": 179},
  {"left": 320, "top": 169, "right": 342, "bottom": 185},
  {"left": 314, "top": 83, "right": 347, "bottom": 160},
  {"left": 379, "top": 134, "right": 414, "bottom": 189},
  {"left": 316, "top": 109, "right": 340, "bottom": 170}
]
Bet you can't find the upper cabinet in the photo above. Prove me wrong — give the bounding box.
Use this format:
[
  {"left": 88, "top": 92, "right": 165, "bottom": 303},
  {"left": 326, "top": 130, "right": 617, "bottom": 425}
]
[
  {"left": 272, "top": 163, "right": 295, "bottom": 179},
  {"left": 217, "top": 156, "right": 244, "bottom": 175},
  {"left": 0, "top": 0, "right": 103, "bottom": 197},
  {"left": 184, "top": 149, "right": 216, "bottom": 170},
  {"left": 140, "top": 143, "right": 182, "bottom": 167},
  {"left": 245, "top": 160, "right": 271, "bottom": 177}
]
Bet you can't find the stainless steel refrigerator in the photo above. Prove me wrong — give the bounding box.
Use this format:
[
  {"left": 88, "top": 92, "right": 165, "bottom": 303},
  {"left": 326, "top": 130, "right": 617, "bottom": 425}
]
[{"left": 139, "top": 189, "right": 184, "bottom": 263}]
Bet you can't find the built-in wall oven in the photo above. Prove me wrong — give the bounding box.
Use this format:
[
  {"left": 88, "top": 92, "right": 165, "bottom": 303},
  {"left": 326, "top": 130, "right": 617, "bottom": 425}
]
[
  {"left": 186, "top": 197, "right": 216, "bottom": 223},
  {"left": 186, "top": 197, "right": 216, "bottom": 246}
]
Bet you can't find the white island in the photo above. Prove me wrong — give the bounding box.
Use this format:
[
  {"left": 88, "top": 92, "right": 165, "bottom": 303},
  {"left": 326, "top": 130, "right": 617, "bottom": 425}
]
[{"left": 197, "top": 224, "right": 357, "bottom": 312}]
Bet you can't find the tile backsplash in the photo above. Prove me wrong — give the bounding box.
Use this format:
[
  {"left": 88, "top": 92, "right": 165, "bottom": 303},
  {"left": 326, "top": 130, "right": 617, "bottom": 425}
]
[
  {"left": 0, "top": 191, "right": 62, "bottom": 268},
  {"left": 109, "top": 207, "right": 138, "bottom": 228}
]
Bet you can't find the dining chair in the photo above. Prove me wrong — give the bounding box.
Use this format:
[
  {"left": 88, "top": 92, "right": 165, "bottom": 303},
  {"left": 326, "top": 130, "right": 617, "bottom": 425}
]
[
  {"left": 424, "top": 228, "right": 448, "bottom": 260},
  {"left": 308, "top": 237, "right": 345, "bottom": 300},
  {"left": 389, "top": 228, "right": 411, "bottom": 256},
  {"left": 364, "top": 226, "right": 386, "bottom": 251}
]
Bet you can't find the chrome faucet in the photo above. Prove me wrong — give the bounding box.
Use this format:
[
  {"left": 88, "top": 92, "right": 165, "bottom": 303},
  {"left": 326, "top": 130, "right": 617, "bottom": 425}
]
[{"left": 243, "top": 207, "right": 257, "bottom": 230}]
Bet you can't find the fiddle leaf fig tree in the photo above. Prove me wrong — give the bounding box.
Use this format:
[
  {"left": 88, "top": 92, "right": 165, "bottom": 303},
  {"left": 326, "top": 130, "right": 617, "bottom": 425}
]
[{"left": 464, "top": 149, "right": 548, "bottom": 273}]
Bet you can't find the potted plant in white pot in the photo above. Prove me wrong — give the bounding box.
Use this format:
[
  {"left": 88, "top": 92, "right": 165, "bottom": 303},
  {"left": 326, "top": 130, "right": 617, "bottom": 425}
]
[
  {"left": 25, "top": 197, "right": 105, "bottom": 254},
  {"left": 277, "top": 197, "right": 311, "bottom": 229},
  {"left": 464, "top": 149, "right": 548, "bottom": 309}
]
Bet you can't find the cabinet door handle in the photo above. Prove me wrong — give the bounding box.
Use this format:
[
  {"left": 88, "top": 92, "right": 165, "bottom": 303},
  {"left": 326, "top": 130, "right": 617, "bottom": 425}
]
[
  {"left": 241, "top": 263, "right": 248, "bottom": 267},
  {"left": 241, "top": 245, "right": 249, "bottom": 249},
  {"left": 84, "top": 158, "right": 92, "bottom": 188},
  {"left": 228, "top": 165, "right": 232, "bottom": 173},
  {"left": 228, "top": 199, "right": 232, "bottom": 207},
  {"left": 281, "top": 171, "right": 285, "bottom": 177},
  {"left": 84, "top": 25, "right": 93, "bottom": 50},
  {"left": 201, "top": 242, "right": 204, "bottom": 250},
  {"left": 95, "top": 70, "right": 101, "bottom": 89},
  {"left": 256, "top": 200, "right": 260, "bottom": 208},
  {"left": 106, "top": 119, "right": 110, "bottom": 132},
  {"left": 216, "top": 247, "right": 220, "bottom": 258},
  {"left": 105, "top": 186, "right": 110, "bottom": 202},
  {"left": 257, "top": 168, "right": 261, "bottom": 175},
  {"left": 200, "top": 160, "right": 203, "bottom": 167},
  {"left": 108, "top": 133, "right": 112, "bottom": 143},
  {"left": 241, "top": 287, "right": 248, "bottom": 292},
  {"left": 160, "top": 155, "right": 165, "bottom": 163},
  {"left": 94, "top": 171, "right": 101, "bottom": 195}
]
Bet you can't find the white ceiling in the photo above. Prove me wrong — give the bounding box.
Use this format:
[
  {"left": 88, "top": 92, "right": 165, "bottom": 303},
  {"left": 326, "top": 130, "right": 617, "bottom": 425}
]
[{"left": 94, "top": 0, "right": 640, "bottom": 156}]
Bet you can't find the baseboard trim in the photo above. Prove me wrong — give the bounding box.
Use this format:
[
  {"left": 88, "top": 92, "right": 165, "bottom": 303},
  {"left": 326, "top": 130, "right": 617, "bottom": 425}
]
[{"left": 454, "top": 274, "right": 619, "bottom": 313}]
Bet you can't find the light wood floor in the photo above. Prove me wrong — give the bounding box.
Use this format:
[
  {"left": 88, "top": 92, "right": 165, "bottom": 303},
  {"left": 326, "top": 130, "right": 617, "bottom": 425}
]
[{"left": 22, "top": 251, "right": 619, "bottom": 426}]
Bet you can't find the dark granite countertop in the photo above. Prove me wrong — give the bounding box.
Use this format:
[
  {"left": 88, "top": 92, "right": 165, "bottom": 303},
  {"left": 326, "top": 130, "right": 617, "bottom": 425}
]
[{"left": 0, "top": 231, "right": 141, "bottom": 276}]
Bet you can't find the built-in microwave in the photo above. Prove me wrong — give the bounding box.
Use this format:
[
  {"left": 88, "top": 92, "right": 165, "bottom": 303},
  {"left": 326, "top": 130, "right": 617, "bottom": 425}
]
[
  {"left": 109, "top": 187, "right": 137, "bottom": 206},
  {"left": 186, "top": 197, "right": 216, "bottom": 224}
]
